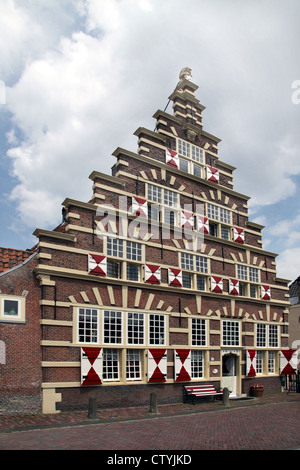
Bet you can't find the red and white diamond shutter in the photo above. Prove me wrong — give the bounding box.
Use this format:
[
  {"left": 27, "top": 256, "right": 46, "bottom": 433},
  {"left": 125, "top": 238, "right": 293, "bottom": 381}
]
[
  {"left": 211, "top": 276, "right": 223, "bottom": 293},
  {"left": 233, "top": 227, "right": 245, "bottom": 244},
  {"left": 148, "top": 349, "right": 167, "bottom": 382},
  {"left": 206, "top": 166, "right": 219, "bottom": 184},
  {"left": 229, "top": 279, "right": 239, "bottom": 295},
  {"left": 81, "top": 347, "right": 103, "bottom": 386},
  {"left": 196, "top": 216, "right": 209, "bottom": 234},
  {"left": 88, "top": 254, "right": 107, "bottom": 276},
  {"left": 168, "top": 268, "right": 182, "bottom": 287},
  {"left": 181, "top": 210, "right": 194, "bottom": 230},
  {"left": 165, "top": 148, "right": 179, "bottom": 168},
  {"left": 174, "top": 349, "right": 191, "bottom": 382},
  {"left": 280, "top": 350, "right": 297, "bottom": 375},
  {"left": 145, "top": 264, "right": 161, "bottom": 285},
  {"left": 246, "top": 350, "right": 257, "bottom": 377},
  {"left": 261, "top": 285, "right": 271, "bottom": 300},
  {"left": 131, "top": 196, "right": 148, "bottom": 218}
]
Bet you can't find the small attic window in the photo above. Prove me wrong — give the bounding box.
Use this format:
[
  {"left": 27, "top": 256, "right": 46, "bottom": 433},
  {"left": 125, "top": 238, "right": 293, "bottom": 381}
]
[{"left": 0, "top": 295, "right": 25, "bottom": 323}]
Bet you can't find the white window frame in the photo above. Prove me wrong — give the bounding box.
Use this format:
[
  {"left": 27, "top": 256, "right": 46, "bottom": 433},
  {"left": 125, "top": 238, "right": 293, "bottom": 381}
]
[
  {"left": 178, "top": 138, "right": 204, "bottom": 164},
  {"left": 107, "top": 237, "right": 124, "bottom": 257},
  {"left": 220, "top": 207, "right": 231, "bottom": 224},
  {"left": 102, "top": 348, "right": 120, "bottom": 382},
  {"left": 249, "top": 267, "right": 259, "bottom": 283},
  {"left": 126, "top": 349, "right": 142, "bottom": 381},
  {"left": 268, "top": 324, "right": 279, "bottom": 348},
  {"left": 195, "top": 255, "right": 208, "bottom": 273},
  {"left": 0, "top": 295, "right": 25, "bottom": 323},
  {"left": 148, "top": 314, "right": 166, "bottom": 345},
  {"left": 77, "top": 307, "right": 99, "bottom": 344},
  {"left": 268, "top": 351, "right": 276, "bottom": 374},
  {"left": 207, "top": 203, "right": 219, "bottom": 221},
  {"left": 148, "top": 184, "right": 162, "bottom": 203},
  {"left": 127, "top": 312, "right": 145, "bottom": 345},
  {"left": 126, "top": 241, "right": 142, "bottom": 261},
  {"left": 237, "top": 264, "right": 248, "bottom": 280},
  {"left": 103, "top": 310, "right": 123, "bottom": 345},
  {"left": 256, "top": 323, "right": 266, "bottom": 347},
  {"left": 222, "top": 320, "right": 240, "bottom": 346},
  {"left": 164, "top": 188, "right": 179, "bottom": 208},
  {"left": 191, "top": 318, "right": 207, "bottom": 346},
  {"left": 256, "top": 350, "right": 263, "bottom": 374},
  {"left": 181, "top": 252, "right": 194, "bottom": 270},
  {"left": 191, "top": 350, "right": 204, "bottom": 378}
]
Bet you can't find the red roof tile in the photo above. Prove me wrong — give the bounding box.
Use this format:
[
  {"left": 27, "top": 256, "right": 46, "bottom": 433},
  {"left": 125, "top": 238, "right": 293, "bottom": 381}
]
[{"left": 0, "top": 247, "right": 36, "bottom": 274}]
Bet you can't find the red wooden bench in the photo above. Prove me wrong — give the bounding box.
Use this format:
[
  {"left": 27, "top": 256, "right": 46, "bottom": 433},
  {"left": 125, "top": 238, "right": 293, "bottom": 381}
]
[{"left": 183, "top": 384, "right": 223, "bottom": 404}]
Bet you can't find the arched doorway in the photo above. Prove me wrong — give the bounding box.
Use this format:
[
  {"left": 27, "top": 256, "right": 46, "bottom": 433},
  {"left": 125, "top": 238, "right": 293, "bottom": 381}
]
[{"left": 222, "top": 353, "right": 239, "bottom": 397}]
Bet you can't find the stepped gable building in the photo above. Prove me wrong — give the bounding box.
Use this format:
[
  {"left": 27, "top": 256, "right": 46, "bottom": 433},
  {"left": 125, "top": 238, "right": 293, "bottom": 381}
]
[{"left": 0, "top": 69, "right": 296, "bottom": 414}]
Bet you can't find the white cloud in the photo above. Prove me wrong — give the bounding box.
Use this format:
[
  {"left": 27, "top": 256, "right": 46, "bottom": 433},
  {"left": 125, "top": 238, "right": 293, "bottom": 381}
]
[
  {"left": 276, "top": 248, "right": 300, "bottom": 282},
  {"left": 0, "top": 0, "right": 85, "bottom": 83},
  {"left": 1, "top": 0, "right": 300, "bottom": 251}
]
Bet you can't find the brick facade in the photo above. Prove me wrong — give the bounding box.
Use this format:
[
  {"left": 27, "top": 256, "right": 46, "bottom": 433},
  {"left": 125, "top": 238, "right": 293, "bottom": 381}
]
[{"left": 0, "top": 70, "right": 293, "bottom": 414}]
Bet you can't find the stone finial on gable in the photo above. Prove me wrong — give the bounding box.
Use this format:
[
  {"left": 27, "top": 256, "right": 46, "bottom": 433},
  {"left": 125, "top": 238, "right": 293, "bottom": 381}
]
[{"left": 179, "top": 67, "right": 192, "bottom": 81}]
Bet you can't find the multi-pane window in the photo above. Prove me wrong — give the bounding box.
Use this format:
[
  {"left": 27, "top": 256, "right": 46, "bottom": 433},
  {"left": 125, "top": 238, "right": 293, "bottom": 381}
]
[
  {"left": 207, "top": 203, "right": 219, "bottom": 220},
  {"left": 197, "top": 276, "right": 206, "bottom": 291},
  {"left": 127, "top": 263, "right": 140, "bottom": 281},
  {"left": 181, "top": 253, "right": 208, "bottom": 273},
  {"left": 256, "top": 350, "right": 263, "bottom": 374},
  {"left": 126, "top": 350, "right": 141, "bottom": 381},
  {"left": 126, "top": 241, "right": 142, "bottom": 261},
  {"left": 148, "top": 184, "right": 162, "bottom": 203},
  {"left": 196, "top": 255, "right": 208, "bottom": 273},
  {"left": 164, "top": 188, "right": 178, "bottom": 208},
  {"left": 220, "top": 207, "right": 231, "bottom": 224},
  {"left": 191, "top": 145, "right": 204, "bottom": 163},
  {"left": 237, "top": 265, "right": 260, "bottom": 283},
  {"left": 237, "top": 265, "right": 248, "bottom": 280},
  {"left": 107, "top": 260, "right": 121, "bottom": 278},
  {"left": 250, "top": 284, "right": 257, "bottom": 298},
  {"left": 207, "top": 203, "right": 232, "bottom": 223},
  {"left": 193, "top": 163, "right": 202, "bottom": 177},
  {"left": 179, "top": 157, "right": 189, "bottom": 173},
  {"left": 239, "top": 282, "right": 246, "bottom": 296},
  {"left": 78, "top": 308, "right": 98, "bottom": 343},
  {"left": 268, "top": 351, "right": 275, "bottom": 373},
  {"left": 269, "top": 324, "right": 279, "bottom": 348},
  {"left": 107, "top": 237, "right": 123, "bottom": 257},
  {"left": 222, "top": 321, "right": 240, "bottom": 346},
  {"left": 178, "top": 139, "right": 190, "bottom": 158},
  {"left": 256, "top": 323, "right": 279, "bottom": 348},
  {"left": 181, "top": 253, "right": 194, "bottom": 270},
  {"left": 178, "top": 139, "right": 204, "bottom": 164},
  {"left": 191, "top": 350, "right": 204, "bottom": 378},
  {"left": 103, "top": 310, "right": 123, "bottom": 344},
  {"left": 256, "top": 323, "right": 266, "bottom": 347},
  {"left": 149, "top": 314, "right": 165, "bottom": 345},
  {"left": 127, "top": 312, "right": 145, "bottom": 345},
  {"left": 221, "top": 226, "right": 230, "bottom": 240},
  {"left": 182, "top": 272, "right": 192, "bottom": 288},
  {"left": 191, "top": 318, "right": 206, "bottom": 346},
  {"left": 249, "top": 267, "right": 259, "bottom": 283},
  {"left": 103, "top": 349, "right": 119, "bottom": 381},
  {"left": 148, "top": 184, "right": 178, "bottom": 208}
]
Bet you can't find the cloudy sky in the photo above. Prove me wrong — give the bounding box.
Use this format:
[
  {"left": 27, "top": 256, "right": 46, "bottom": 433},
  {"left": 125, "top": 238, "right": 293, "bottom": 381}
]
[{"left": 0, "top": 0, "right": 299, "bottom": 282}]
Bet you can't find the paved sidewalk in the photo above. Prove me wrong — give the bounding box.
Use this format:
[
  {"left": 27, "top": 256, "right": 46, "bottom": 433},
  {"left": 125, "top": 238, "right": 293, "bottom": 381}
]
[
  {"left": 0, "top": 393, "right": 299, "bottom": 450},
  {"left": 0, "top": 392, "right": 299, "bottom": 432}
]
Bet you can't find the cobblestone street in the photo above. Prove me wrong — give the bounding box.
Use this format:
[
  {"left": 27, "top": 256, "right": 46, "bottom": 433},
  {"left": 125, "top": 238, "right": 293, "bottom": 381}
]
[{"left": 1, "top": 394, "right": 299, "bottom": 451}]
